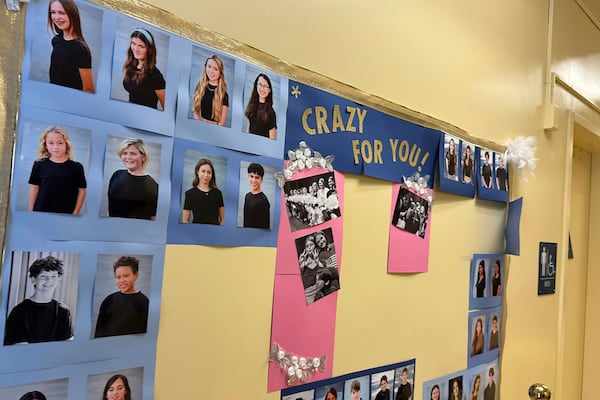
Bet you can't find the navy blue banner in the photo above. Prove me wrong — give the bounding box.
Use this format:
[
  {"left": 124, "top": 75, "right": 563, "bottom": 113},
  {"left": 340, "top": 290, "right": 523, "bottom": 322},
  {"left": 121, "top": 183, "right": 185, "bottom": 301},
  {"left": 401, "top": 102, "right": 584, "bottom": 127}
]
[{"left": 285, "top": 82, "right": 440, "bottom": 182}]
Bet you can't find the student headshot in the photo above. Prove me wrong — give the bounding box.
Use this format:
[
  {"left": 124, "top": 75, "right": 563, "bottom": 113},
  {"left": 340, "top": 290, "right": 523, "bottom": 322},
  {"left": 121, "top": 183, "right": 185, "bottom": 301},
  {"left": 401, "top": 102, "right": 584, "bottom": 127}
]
[
  {"left": 244, "top": 73, "right": 277, "bottom": 140},
  {"left": 28, "top": 125, "right": 87, "bottom": 215},
  {"left": 444, "top": 135, "right": 458, "bottom": 180},
  {"left": 350, "top": 379, "right": 362, "bottom": 400},
  {"left": 324, "top": 387, "right": 338, "bottom": 400},
  {"left": 429, "top": 384, "right": 441, "bottom": 400},
  {"left": 94, "top": 255, "right": 150, "bottom": 338},
  {"left": 182, "top": 158, "right": 225, "bottom": 225},
  {"left": 462, "top": 143, "right": 474, "bottom": 184},
  {"left": 191, "top": 54, "right": 229, "bottom": 125},
  {"left": 491, "top": 259, "right": 502, "bottom": 296},
  {"left": 483, "top": 368, "right": 496, "bottom": 400},
  {"left": 448, "top": 376, "right": 463, "bottom": 400},
  {"left": 121, "top": 28, "right": 166, "bottom": 110},
  {"left": 395, "top": 367, "right": 412, "bottom": 400},
  {"left": 480, "top": 150, "right": 493, "bottom": 188},
  {"left": 488, "top": 314, "right": 499, "bottom": 350},
  {"left": 470, "top": 316, "right": 485, "bottom": 357},
  {"left": 474, "top": 259, "right": 486, "bottom": 298},
  {"left": 86, "top": 367, "right": 143, "bottom": 400},
  {"left": 374, "top": 374, "right": 391, "bottom": 400},
  {"left": 105, "top": 137, "right": 159, "bottom": 220},
  {"left": 495, "top": 153, "right": 508, "bottom": 191},
  {"left": 238, "top": 161, "right": 276, "bottom": 229},
  {"left": 47, "top": 0, "right": 95, "bottom": 92},
  {"left": 4, "top": 252, "right": 79, "bottom": 345},
  {"left": 468, "top": 374, "right": 481, "bottom": 400},
  {"left": 0, "top": 378, "right": 68, "bottom": 400}
]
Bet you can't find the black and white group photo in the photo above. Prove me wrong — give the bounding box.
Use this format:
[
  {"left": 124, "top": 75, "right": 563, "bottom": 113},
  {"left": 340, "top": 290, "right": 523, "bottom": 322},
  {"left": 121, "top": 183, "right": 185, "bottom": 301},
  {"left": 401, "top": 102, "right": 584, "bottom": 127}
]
[{"left": 391, "top": 186, "right": 430, "bottom": 239}]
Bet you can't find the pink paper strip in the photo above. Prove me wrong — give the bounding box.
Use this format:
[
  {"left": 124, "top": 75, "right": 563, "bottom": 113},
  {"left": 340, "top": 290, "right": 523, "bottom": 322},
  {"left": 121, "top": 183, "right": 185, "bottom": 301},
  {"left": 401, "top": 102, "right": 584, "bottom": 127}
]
[
  {"left": 387, "top": 183, "right": 433, "bottom": 273},
  {"left": 268, "top": 169, "right": 344, "bottom": 392}
]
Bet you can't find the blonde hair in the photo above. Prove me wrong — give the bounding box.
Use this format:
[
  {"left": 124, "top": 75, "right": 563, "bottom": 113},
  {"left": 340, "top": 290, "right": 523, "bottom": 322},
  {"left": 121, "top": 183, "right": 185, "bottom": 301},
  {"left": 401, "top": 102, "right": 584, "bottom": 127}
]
[
  {"left": 192, "top": 55, "right": 227, "bottom": 123},
  {"left": 117, "top": 138, "right": 148, "bottom": 167},
  {"left": 37, "top": 126, "right": 73, "bottom": 160}
]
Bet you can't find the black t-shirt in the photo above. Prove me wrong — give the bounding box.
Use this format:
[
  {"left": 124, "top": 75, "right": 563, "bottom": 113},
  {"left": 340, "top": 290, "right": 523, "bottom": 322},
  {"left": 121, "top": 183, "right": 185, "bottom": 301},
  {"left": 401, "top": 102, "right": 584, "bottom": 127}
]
[
  {"left": 183, "top": 186, "right": 224, "bottom": 224},
  {"left": 200, "top": 84, "right": 229, "bottom": 121},
  {"left": 123, "top": 67, "right": 166, "bottom": 109},
  {"left": 94, "top": 291, "right": 149, "bottom": 338},
  {"left": 248, "top": 103, "right": 277, "bottom": 137},
  {"left": 243, "top": 192, "right": 270, "bottom": 228},
  {"left": 108, "top": 170, "right": 158, "bottom": 219},
  {"left": 29, "top": 158, "right": 87, "bottom": 213},
  {"left": 49, "top": 35, "right": 91, "bottom": 90}
]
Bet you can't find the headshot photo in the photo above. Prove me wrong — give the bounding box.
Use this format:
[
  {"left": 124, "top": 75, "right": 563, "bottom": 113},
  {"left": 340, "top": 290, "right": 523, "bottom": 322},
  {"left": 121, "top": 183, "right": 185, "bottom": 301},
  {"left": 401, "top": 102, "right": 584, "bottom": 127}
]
[
  {"left": 294, "top": 228, "right": 340, "bottom": 305},
  {"left": 488, "top": 313, "right": 500, "bottom": 350},
  {"left": 283, "top": 171, "right": 341, "bottom": 231},
  {"left": 92, "top": 254, "right": 152, "bottom": 339},
  {"left": 473, "top": 259, "right": 487, "bottom": 299},
  {"left": 425, "top": 382, "right": 446, "bottom": 400},
  {"left": 480, "top": 149, "right": 493, "bottom": 189},
  {"left": 448, "top": 376, "right": 464, "bottom": 400},
  {"left": 86, "top": 366, "right": 143, "bottom": 400},
  {"left": 180, "top": 149, "right": 228, "bottom": 225},
  {"left": 315, "top": 381, "right": 344, "bottom": 400},
  {"left": 391, "top": 186, "right": 430, "bottom": 239},
  {"left": 461, "top": 141, "right": 475, "bottom": 185},
  {"left": 28, "top": 0, "right": 103, "bottom": 92},
  {"left": 237, "top": 161, "right": 276, "bottom": 229},
  {"left": 371, "top": 370, "right": 394, "bottom": 400},
  {"left": 243, "top": 66, "right": 281, "bottom": 140},
  {"left": 345, "top": 376, "right": 369, "bottom": 400},
  {"left": 101, "top": 135, "right": 161, "bottom": 220},
  {"left": 0, "top": 378, "right": 68, "bottom": 400},
  {"left": 494, "top": 152, "right": 508, "bottom": 192},
  {"left": 110, "top": 17, "right": 169, "bottom": 111},
  {"left": 15, "top": 119, "right": 91, "bottom": 214},
  {"left": 483, "top": 366, "right": 497, "bottom": 400},
  {"left": 444, "top": 134, "right": 459, "bottom": 181},
  {"left": 490, "top": 259, "right": 502, "bottom": 297},
  {"left": 4, "top": 251, "right": 80, "bottom": 345},
  {"left": 394, "top": 364, "right": 414, "bottom": 400},
  {"left": 470, "top": 314, "right": 486, "bottom": 357},
  {"left": 188, "top": 47, "right": 235, "bottom": 127},
  {"left": 467, "top": 372, "right": 482, "bottom": 400}
]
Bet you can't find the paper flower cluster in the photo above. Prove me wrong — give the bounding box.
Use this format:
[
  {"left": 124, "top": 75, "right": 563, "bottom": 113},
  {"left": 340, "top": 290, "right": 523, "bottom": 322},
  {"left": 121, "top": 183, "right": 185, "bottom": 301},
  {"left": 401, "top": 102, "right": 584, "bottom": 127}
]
[
  {"left": 274, "top": 141, "right": 334, "bottom": 188},
  {"left": 403, "top": 172, "right": 433, "bottom": 204},
  {"left": 504, "top": 136, "right": 537, "bottom": 182},
  {"left": 269, "top": 343, "right": 326, "bottom": 385}
]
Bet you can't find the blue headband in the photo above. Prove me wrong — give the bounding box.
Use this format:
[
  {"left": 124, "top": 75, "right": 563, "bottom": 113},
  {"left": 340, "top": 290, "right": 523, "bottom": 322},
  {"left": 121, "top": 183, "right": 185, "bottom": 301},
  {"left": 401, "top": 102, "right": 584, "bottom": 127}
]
[{"left": 133, "top": 28, "right": 153, "bottom": 46}]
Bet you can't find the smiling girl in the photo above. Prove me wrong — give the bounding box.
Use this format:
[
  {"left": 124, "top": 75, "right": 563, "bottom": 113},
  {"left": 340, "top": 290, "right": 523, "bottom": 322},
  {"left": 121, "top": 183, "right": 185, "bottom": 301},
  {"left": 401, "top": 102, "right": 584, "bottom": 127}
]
[
  {"left": 244, "top": 73, "right": 277, "bottom": 139},
  {"left": 182, "top": 158, "right": 224, "bottom": 225},
  {"left": 192, "top": 55, "right": 229, "bottom": 125},
  {"left": 122, "top": 28, "right": 166, "bottom": 110},
  {"left": 107, "top": 138, "right": 158, "bottom": 220},
  {"left": 47, "top": 0, "right": 94, "bottom": 92},
  {"left": 28, "top": 126, "right": 87, "bottom": 214}
]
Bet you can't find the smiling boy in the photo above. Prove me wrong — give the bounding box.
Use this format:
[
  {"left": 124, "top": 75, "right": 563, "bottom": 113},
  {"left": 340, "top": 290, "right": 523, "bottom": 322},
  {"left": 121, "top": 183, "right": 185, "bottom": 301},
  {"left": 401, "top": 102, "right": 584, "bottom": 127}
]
[
  {"left": 243, "top": 163, "right": 270, "bottom": 229},
  {"left": 4, "top": 255, "right": 73, "bottom": 345},
  {"left": 94, "top": 256, "right": 149, "bottom": 338}
]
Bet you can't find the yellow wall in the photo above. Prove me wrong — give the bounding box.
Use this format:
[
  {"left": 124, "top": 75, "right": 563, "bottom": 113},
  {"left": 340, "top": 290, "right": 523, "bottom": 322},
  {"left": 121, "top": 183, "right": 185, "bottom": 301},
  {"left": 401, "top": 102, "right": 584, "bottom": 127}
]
[{"left": 113, "top": 0, "right": 600, "bottom": 399}]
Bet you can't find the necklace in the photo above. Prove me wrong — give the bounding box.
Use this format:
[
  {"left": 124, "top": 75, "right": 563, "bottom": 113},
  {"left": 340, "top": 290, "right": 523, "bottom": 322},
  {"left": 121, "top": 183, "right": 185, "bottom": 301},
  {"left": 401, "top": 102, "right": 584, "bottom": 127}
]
[{"left": 207, "top": 84, "right": 216, "bottom": 92}]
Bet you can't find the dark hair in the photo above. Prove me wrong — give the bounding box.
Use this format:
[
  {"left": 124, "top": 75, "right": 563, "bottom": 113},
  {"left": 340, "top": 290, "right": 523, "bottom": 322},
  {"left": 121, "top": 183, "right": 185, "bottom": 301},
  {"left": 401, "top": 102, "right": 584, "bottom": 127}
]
[
  {"left": 123, "top": 28, "right": 158, "bottom": 84},
  {"left": 247, "top": 163, "right": 265, "bottom": 178},
  {"left": 351, "top": 380, "right": 360, "bottom": 392},
  {"left": 402, "top": 367, "right": 408, "bottom": 374},
  {"left": 19, "top": 391, "right": 47, "bottom": 400},
  {"left": 102, "top": 374, "right": 132, "bottom": 400},
  {"left": 28, "top": 256, "right": 64, "bottom": 278},
  {"left": 380, "top": 375, "right": 388, "bottom": 384},
  {"left": 192, "top": 158, "right": 217, "bottom": 189},
  {"left": 113, "top": 256, "right": 140, "bottom": 274},
  {"left": 324, "top": 387, "right": 338, "bottom": 400},
  {"left": 488, "top": 367, "right": 495, "bottom": 376},
  {"left": 492, "top": 315, "right": 498, "bottom": 322},
  {"left": 245, "top": 73, "right": 274, "bottom": 124},
  {"left": 430, "top": 384, "right": 440, "bottom": 399}
]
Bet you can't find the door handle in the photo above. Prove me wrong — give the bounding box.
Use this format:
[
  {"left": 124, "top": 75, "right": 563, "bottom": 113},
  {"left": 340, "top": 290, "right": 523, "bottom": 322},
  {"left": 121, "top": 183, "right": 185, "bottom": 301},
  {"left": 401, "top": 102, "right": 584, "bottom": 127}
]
[{"left": 529, "top": 383, "right": 551, "bottom": 399}]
